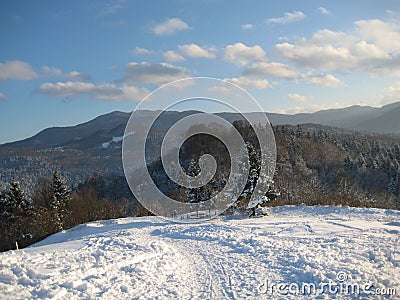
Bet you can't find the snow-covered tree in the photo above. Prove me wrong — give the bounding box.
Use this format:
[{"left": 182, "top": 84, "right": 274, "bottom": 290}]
[
  {"left": 1, "top": 181, "right": 32, "bottom": 250},
  {"left": 186, "top": 159, "right": 201, "bottom": 203},
  {"left": 3, "top": 181, "right": 30, "bottom": 217},
  {"left": 185, "top": 158, "right": 214, "bottom": 217},
  {"left": 51, "top": 171, "right": 71, "bottom": 231},
  {"left": 0, "top": 190, "right": 7, "bottom": 216},
  {"left": 248, "top": 180, "right": 279, "bottom": 216},
  {"left": 241, "top": 143, "right": 260, "bottom": 200}
]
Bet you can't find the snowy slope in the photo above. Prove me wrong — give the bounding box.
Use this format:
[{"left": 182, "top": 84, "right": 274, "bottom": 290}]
[{"left": 0, "top": 205, "right": 399, "bottom": 299}]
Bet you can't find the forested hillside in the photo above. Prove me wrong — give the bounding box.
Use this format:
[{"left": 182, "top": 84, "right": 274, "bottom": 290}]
[{"left": 1, "top": 122, "right": 399, "bottom": 251}]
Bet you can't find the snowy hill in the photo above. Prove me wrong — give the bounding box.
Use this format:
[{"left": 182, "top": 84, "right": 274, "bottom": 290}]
[{"left": 0, "top": 205, "right": 399, "bottom": 299}]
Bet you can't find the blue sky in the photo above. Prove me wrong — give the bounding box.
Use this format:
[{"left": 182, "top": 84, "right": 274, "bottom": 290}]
[{"left": 1, "top": 0, "right": 400, "bottom": 144}]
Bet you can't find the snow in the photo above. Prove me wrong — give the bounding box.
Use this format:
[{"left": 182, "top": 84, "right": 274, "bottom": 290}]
[
  {"left": 101, "top": 136, "right": 123, "bottom": 149},
  {"left": 0, "top": 205, "right": 399, "bottom": 299},
  {"left": 247, "top": 195, "right": 269, "bottom": 209}
]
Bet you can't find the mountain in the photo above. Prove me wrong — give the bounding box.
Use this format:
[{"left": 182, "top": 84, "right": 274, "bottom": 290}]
[
  {"left": 267, "top": 102, "right": 400, "bottom": 133},
  {"left": 3, "top": 101, "right": 400, "bottom": 151},
  {"left": 1, "top": 206, "right": 399, "bottom": 298},
  {"left": 354, "top": 105, "right": 400, "bottom": 133},
  {"left": 1, "top": 102, "right": 400, "bottom": 197},
  {"left": 3, "top": 111, "right": 130, "bottom": 149}
]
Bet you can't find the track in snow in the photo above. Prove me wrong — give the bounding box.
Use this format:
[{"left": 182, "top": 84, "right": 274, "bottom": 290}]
[{"left": 0, "top": 205, "right": 399, "bottom": 299}]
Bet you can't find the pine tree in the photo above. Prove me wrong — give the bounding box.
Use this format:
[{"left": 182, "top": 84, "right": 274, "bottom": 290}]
[
  {"left": 1, "top": 181, "right": 31, "bottom": 250},
  {"left": 185, "top": 158, "right": 214, "bottom": 217},
  {"left": 248, "top": 180, "right": 279, "bottom": 217},
  {"left": 186, "top": 159, "right": 201, "bottom": 203},
  {"left": 51, "top": 171, "right": 71, "bottom": 231},
  {"left": 0, "top": 190, "right": 6, "bottom": 216},
  {"left": 241, "top": 142, "right": 260, "bottom": 199},
  {"left": 4, "top": 181, "right": 30, "bottom": 217}
]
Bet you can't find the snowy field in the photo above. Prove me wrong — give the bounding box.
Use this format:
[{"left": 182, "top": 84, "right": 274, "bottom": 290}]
[{"left": 0, "top": 205, "right": 399, "bottom": 299}]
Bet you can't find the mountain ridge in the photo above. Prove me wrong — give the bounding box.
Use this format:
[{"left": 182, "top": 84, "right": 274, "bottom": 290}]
[{"left": 2, "top": 101, "right": 400, "bottom": 149}]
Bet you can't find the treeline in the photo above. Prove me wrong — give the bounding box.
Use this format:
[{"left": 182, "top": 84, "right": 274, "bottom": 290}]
[
  {"left": 272, "top": 124, "right": 400, "bottom": 209},
  {"left": 0, "top": 172, "right": 148, "bottom": 252},
  {"left": 151, "top": 121, "right": 400, "bottom": 211}
]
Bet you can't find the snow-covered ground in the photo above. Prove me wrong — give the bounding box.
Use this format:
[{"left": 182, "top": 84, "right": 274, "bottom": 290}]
[{"left": 0, "top": 205, "right": 399, "bottom": 299}]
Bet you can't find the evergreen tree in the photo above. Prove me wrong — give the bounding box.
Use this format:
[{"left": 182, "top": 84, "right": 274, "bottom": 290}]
[
  {"left": 248, "top": 180, "right": 279, "bottom": 217},
  {"left": 4, "top": 181, "right": 30, "bottom": 217},
  {"left": 51, "top": 171, "right": 70, "bottom": 231},
  {"left": 241, "top": 142, "right": 260, "bottom": 199},
  {"left": 185, "top": 158, "right": 214, "bottom": 217},
  {"left": 1, "top": 181, "right": 31, "bottom": 250},
  {"left": 0, "top": 190, "right": 6, "bottom": 216},
  {"left": 186, "top": 159, "right": 201, "bottom": 203}
]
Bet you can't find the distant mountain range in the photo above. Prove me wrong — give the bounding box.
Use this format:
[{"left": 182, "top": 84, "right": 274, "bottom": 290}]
[
  {"left": 267, "top": 101, "right": 400, "bottom": 134},
  {"left": 2, "top": 101, "right": 400, "bottom": 150}
]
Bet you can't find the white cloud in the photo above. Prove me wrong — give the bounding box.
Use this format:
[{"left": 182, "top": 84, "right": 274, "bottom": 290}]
[
  {"left": 178, "top": 43, "right": 216, "bottom": 59},
  {"left": 224, "top": 76, "right": 271, "bottom": 90},
  {"left": 381, "top": 81, "right": 400, "bottom": 105},
  {"left": 223, "top": 43, "right": 268, "bottom": 66},
  {"left": 287, "top": 93, "right": 307, "bottom": 103},
  {"left": 275, "top": 42, "right": 355, "bottom": 70},
  {"left": 42, "top": 66, "right": 89, "bottom": 80},
  {"left": 355, "top": 19, "right": 400, "bottom": 52},
  {"left": 65, "top": 71, "right": 89, "bottom": 80},
  {"left": 42, "top": 66, "right": 62, "bottom": 76},
  {"left": 36, "top": 81, "right": 149, "bottom": 101},
  {"left": 243, "top": 62, "right": 301, "bottom": 79},
  {"left": 241, "top": 24, "right": 253, "bottom": 30},
  {"left": 311, "top": 29, "right": 355, "bottom": 47},
  {"left": 0, "top": 60, "right": 38, "bottom": 80},
  {"left": 276, "top": 102, "right": 361, "bottom": 114},
  {"left": 308, "top": 73, "right": 345, "bottom": 87},
  {"left": 0, "top": 92, "right": 6, "bottom": 100},
  {"left": 274, "top": 20, "right": 400, "bottom": 76},
  {"left": 100, "top": 85, "right": 149, "bottom": 101},
  {"left": 207, "top": 85, "right": 230, "bottom": 94},
  {"left": 266, "top": 11, "right": 305, "bottom": 24},
  {"left": 318, "top": 7, "right": 330, "bottom": 15},
  {"left": 163, "top": 50, "right": 185, "bottom": 62},
  {"left": 120, "top": 61, "right": 190, "bottom": 85},
  {"left": 151, "top": 18, "right": 190, "bottom": 35},
  {"left": 133, "top": 47, "right": 152, "bottom": 55}
]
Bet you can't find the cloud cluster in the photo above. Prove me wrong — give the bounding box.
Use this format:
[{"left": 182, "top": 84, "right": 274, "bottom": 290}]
[
  {"left": 243, "top": 62, "right": 301, "bottom": 80},
  {"left": 36, "top": 81, "right": 149, "bottom": 101},
  {"left": 0, "top": 60, "right": 38, "bottom": 80},
  {"left": 287, "top": 93, "right": 307, "bottom": 103},
  {"left": 163, "top": 43, "right": 216, "bottom": 62},
  {"left": 241, "top": 24, "right": 253, "bottom": 30},
  {"left": 151, "top": 18, "right": 190, "bottom": 35},
  {"left": 223, "top": 43, "right": 268, "bottom": 66},
  {"left": 381, "top": 81, "right": 400, "bottom": 105},
  {"left": 276, "top": 102, "right": 362, "bottom": 114},
  {"left": 42, "top": 66, "right": 90, "bottom": 80},
  {"left": 163, "top": 50, "right": 185, "bottom": 62},
  {"left": 120, "top": 61, "right": 190, "bottom": 85},
  {"left": 133, "top": 47, "right": 152, "bottom": 55},
  {"left": 275, "top": 20, "right": 400, "bottom": 76},
  {"left": 34, "top": 61, "right": 190, "bottom": 102},
  {"left": 317, "top": 7, "right": 330, "bottom": 15},
  {"left": 224, "top": 76, "right": 271, "bottom": 90},
  {"left": 266, "top": 11, "right": 305, "bottom": 24},
  {"left": 307, "top": 73, "right": 344, "bottom": 87},
  {"left": 178, "top": 44, "right": 216, "bottom": 59}
]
